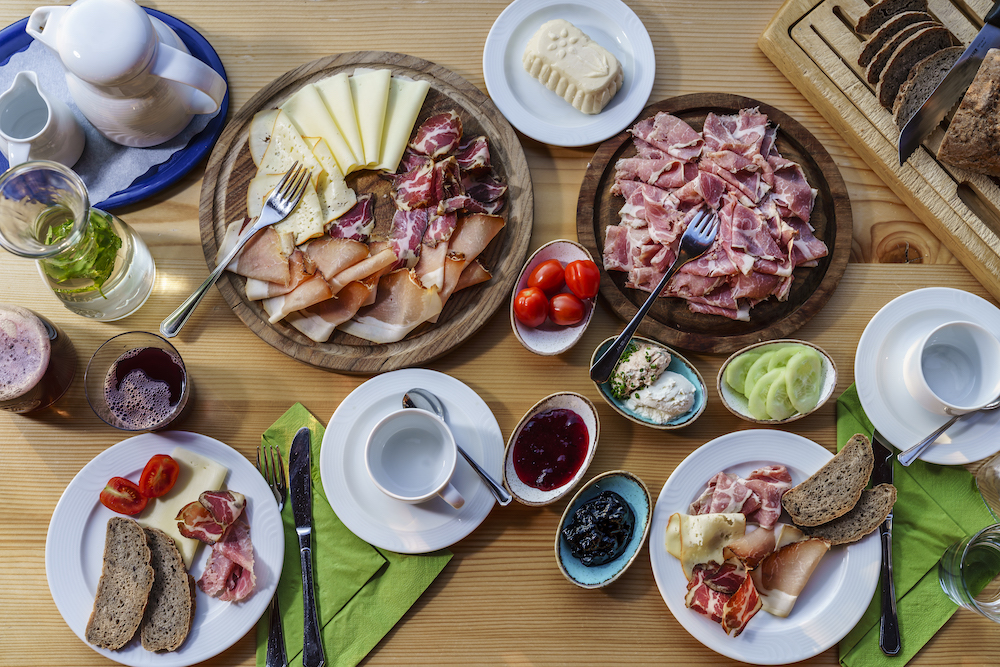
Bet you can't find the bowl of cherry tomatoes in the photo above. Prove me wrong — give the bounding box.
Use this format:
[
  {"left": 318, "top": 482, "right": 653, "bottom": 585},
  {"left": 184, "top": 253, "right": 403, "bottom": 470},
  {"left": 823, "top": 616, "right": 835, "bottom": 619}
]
[{"left": 510, "top": 240, "right": 600, "bottom": 355}]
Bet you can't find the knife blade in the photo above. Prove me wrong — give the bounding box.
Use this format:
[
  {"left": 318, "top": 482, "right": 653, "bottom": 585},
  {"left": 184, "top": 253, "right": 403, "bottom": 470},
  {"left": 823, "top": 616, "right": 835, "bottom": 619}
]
[
  {"left": 898, "top": 1, "right": 1000, "bottom": 163},
  {"left": 872, "top": 431, "right": 901, "bottom": 657},
  {"left": 288, "top": 426, "right": 326, "bottom": 667}
]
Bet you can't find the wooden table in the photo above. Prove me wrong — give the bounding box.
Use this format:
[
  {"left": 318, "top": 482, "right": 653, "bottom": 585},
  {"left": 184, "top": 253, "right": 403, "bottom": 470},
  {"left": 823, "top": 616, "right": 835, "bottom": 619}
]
[{"left": 1, "top": 1, "right": 997, "bottom": 665}]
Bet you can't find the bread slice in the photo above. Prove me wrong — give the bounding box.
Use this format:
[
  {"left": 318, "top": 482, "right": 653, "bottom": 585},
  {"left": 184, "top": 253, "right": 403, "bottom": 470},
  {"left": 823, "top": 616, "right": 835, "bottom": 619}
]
[
  {"left": 855, "top": 0, "right": 929, "bottom": 35},
  {"left": 865, "top": 20, "right": 937, "bottom": 84},
  {"left": 802, "top": 484, "right": 898, "bottom": 545},
  {"left": 781, "top": 434, "right": 874, "bottom": 527},
  {"left": 85, "top": 517, "right": 154, "bottom": 650},
  {"left": 859, "top": 11, "right": 934, "bottom": 67},
  {"left": 937, "top": 49, "right": 1000, "bottom": 176},
  {"left": 877, "top": 25, "right": 955, "bottom": 108},
  {"left": 893, "top": 46, "right": 963, "bottom": 128},
  {"left": 140, "top": 528, "right": 195, "bottom": 652}
]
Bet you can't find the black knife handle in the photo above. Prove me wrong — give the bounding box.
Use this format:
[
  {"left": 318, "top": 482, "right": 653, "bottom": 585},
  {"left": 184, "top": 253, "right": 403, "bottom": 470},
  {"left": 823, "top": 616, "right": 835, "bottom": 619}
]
[
  {"left": 298, "top": 537, "right": 326, "bottom": 667},
  {"left": 879, "top": 523, "right": 902, "bottom": 656},
  {"left": 986, "top": 0, "right": 1000, "bottom": 27}
]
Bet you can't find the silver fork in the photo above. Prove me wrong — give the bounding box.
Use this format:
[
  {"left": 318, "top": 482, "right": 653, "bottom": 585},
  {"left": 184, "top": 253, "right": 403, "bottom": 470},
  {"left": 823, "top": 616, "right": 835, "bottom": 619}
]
[
  {"left": 160, "top": 162, "right": 312, "bottom": 338},
  {"left": 590, "top": 206, "right": 721, "bottom": 383},
  {"left": 257, "top": 441, "right": 289, "bottom": 667}
]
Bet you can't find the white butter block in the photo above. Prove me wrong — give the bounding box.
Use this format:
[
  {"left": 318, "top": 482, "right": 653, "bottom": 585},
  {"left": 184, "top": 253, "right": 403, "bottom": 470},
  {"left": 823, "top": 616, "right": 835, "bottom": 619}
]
[
  {"left": 350, "top": 68, "right": 392, "bottom": 167},
  {"left": 281, "top": 84, "right": 360, "bottom": 175},
  {"left": 315, "top": 73, "right": 365, "bottom": 172},
  {"left": 374, "top": 75, "right": 431, "bottom": 172}
]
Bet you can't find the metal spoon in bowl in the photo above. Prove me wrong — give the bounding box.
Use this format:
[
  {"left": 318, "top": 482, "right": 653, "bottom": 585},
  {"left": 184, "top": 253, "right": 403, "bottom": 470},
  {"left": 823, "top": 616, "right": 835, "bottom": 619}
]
[
  {"left": 898, "top": 397, "right": 1000, "bottom": 466},
  {"left": 402, "top": 388, "right": 512, "bottom": 506}
]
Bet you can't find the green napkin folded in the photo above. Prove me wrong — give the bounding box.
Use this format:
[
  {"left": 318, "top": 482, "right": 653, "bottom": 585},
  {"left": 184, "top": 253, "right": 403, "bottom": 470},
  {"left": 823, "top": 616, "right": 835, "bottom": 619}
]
[
  {"left": 255, "top": 403, "right": 453, "bottom": 667},
  {"left": 836, "top": 385, "right": 995, "bottom": 667}
]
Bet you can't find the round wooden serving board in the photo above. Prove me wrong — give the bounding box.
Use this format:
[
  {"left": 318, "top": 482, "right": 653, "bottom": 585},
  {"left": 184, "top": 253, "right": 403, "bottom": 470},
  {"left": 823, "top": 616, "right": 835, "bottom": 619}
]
[
  {"left": 576, "top": 93, "right": 852, "bottom": 354},
  {"left": 200, "top": 51, "right": 533, "bottom": 374}
]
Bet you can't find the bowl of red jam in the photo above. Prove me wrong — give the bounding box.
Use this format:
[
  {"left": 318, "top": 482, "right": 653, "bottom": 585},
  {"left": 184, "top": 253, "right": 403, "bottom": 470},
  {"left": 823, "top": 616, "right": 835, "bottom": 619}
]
[{"left": 503, "top": 392, "right": 600, "bottom": 506}]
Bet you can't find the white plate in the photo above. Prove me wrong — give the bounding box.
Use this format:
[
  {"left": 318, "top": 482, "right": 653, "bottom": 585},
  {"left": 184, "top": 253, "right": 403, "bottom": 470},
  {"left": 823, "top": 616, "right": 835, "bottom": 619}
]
[
  {"left": 649, "top": 430, "right": 880, "bottom": 665},
  {"left": 319, "top": 368, "right": 501, "bottom": 553},
  {"left": 856, "top": 287, "right": 1000, "bottom": 464},
  {"left": 45, "top": 432, "right": 283, "bottom": 667},
  {"left": 483, "top": 0, "right": 655, "bottom": 147}
]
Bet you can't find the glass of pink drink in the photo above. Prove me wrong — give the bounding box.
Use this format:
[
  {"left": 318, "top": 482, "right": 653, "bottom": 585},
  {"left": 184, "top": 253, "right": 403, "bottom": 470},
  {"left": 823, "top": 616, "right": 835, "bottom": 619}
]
[{"left": 0, "top": 303, "right": 77, "bottom": 413}]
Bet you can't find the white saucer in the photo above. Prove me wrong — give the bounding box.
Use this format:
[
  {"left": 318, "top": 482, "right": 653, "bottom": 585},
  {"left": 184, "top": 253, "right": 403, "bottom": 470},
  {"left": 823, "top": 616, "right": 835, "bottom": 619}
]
[
  {"left": 482, "top": 0, "right": 655, "bottom": 147},
  {"left": 856, "top": 287, "right": 1000, "bottom": 464},
  {"left": 319, "top": 368, "right": 502, "bottom": 553}
]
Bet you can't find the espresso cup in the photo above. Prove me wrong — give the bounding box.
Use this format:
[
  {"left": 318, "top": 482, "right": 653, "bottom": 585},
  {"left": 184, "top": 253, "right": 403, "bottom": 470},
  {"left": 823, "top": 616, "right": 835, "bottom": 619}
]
[
  {"left": 902, "top": 321, "right": 1000, "bottom": 416},
  {"left": 365, "top": 408, "right": 465, "bottom": 509}
]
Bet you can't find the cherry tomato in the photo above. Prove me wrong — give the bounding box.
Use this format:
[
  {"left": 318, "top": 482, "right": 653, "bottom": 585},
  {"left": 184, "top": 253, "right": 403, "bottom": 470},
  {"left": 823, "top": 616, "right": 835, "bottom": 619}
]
[
  {"left": 514, "top": 286, "right": 549, "bottom": 327},
  {"left": 138, "top": 454, "right": 180, "bottom": 499},
  {"left": 564, "top": 259, "right": 600, "bottom": 300},
  {"left": 548, "top": 293, "right": 586, "bottom": 326},
  {"left": 527, "top": 259, "right": 565, "bottom": 295},
  {"left": 100, "top": 477, "right": 148, "bottom": 515}
]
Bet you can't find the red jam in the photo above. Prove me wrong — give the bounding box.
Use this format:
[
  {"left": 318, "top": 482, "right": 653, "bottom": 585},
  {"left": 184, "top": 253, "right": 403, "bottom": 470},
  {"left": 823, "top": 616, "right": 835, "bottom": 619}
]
[{"left": 512, "top": 408, "right": 589, "bottom": 491}]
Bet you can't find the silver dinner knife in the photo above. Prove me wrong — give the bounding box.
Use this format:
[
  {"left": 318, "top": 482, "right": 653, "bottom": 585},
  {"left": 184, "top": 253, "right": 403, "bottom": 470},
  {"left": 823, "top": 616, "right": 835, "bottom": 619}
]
[
  {"left": 288, "top": 426, "right": 326, "bottom": 667},
  {"left": 872, "top": 432, "right": 901, "bottom": 657}
]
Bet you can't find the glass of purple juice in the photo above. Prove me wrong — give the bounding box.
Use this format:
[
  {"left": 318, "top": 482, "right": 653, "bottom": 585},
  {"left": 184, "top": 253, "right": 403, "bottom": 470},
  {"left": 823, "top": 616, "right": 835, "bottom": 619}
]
[
  {"left": 0, "top": 303, "right": 77, "bottom": 413},
  {"left": 85, "top": 332, "right": 189, "bottom": 431}
]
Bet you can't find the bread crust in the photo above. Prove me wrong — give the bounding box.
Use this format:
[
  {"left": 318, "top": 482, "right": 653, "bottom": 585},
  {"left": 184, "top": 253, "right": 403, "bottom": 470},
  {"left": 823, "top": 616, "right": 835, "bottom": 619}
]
[
  {"left": 858, "top": 11, "right": 935, "bottom": 67},
  {"left": 855, "top": 0, "right": 929, "bottom": 35},
  {"left": 781, "top": 434, "right": 874, "bottom": 527},
  {"left": 802, "top": 484, "right": 898, "bottom": 545},
  {"left": 140, "top": 527, "right": 195, "bottom": 652}
]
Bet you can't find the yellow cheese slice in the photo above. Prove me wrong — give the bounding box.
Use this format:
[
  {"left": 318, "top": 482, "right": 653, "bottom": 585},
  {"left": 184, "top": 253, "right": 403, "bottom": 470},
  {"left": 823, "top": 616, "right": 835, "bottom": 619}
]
[
  {"left": 374, "top": 75, "right": 430, "bottom": 172},
  {"left": 664, "top": 512, "right": 746, "bottom": 580},
  {"left": 248, "top": 173, "right": 325, "bottom": 245},
  {"left": 349, "top": 68, "right": 391, "bottom": 167},
  {"left": 258, "top": 110, "right": 326, "bottom": 185},
  {"left": 302, "top": 138, "right": 357, "bottom": 223},
  {"left": 314, "top": 73, "right": 364, "bottom": 172},
  {"left": 281, "top": 84, "right": 361, "bottom": 175},
  {"left": 136, "top": 447, "right": 228, "bottom": 569}
]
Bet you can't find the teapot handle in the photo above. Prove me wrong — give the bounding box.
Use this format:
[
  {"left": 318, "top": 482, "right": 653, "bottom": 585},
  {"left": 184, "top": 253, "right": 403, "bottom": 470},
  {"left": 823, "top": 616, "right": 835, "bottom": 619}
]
[{"left": 150, "top": 44, "right": 227, "bottom": 115}]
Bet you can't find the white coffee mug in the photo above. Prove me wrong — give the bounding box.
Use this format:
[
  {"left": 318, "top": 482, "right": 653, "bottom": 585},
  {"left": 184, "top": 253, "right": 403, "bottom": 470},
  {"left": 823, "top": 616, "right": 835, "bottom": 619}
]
[
  {"left": 365, "top": 408, "right": 465, "bottom": 509},
  {"left": 903, "top": 321, "right": 1000, "bottom": 415},
  {"left": 0, "top": 71, "right": 85, "bottom": 168}
]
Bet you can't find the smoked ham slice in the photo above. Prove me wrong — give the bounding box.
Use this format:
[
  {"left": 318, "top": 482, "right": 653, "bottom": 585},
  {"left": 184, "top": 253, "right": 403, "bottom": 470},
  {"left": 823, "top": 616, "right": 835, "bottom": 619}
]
[
  {"left": 430, "top": 213, "right": 505, "bottom": 322},
  {"left": 304, "top": 237, "right": 369, "bottom": 281},
  {"left": 455, "top": 259, "right": 492, "bottom": 292},
  {"left": 339, "top": 269, "right": 442, "bottom": 343},
  {"left": 286, "top": 280, "right": 375, "bottom": 342},
  {"left": 245, "top": 248, "right": 316, "bottom": 300},
  {"left": 723, "top": 523, "right": 805, "bottom": 569},
  {"left": 749, "top": 537, "right": 830, "bottom": 617},
  {"left": 262, "top": 276, "right": 334, "bottom": 324},
  {"left": 219, "top": 221, "right": 295, "bottom": 286}
]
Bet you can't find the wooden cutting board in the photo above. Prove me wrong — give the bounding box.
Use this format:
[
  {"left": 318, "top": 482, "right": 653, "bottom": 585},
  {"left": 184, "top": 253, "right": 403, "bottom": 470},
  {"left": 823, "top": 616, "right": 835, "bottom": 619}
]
[{"left": 759, "top": 0, "right": 1000, "bottom": 302}]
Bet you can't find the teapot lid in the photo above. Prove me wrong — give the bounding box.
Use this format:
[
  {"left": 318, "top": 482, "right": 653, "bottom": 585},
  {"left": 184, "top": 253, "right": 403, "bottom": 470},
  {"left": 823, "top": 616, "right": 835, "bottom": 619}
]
[{"left": 57, "top": 0, "right": 157, "bottom": 87}]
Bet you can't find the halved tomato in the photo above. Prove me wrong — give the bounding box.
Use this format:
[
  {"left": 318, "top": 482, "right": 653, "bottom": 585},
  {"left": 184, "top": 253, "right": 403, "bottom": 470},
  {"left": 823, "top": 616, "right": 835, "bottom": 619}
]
[
  {"left": 99, "top": 477, "right": 148, "bottom": 515},
  {"left": 138, "top": 454, "right": 180, "bottom": 498}
]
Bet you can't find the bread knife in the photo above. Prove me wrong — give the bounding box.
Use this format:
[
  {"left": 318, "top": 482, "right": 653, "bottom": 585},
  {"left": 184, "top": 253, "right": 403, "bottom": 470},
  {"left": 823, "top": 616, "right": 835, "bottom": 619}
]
[
  {"left": 872, "top": 431, "right": 901, "bottom": 657},
  {"left": 288, "top": 426, "right": 326, "bottom": 667},
  {"left": 898, "top": 0, "right": 1000, "bottom": 164}
]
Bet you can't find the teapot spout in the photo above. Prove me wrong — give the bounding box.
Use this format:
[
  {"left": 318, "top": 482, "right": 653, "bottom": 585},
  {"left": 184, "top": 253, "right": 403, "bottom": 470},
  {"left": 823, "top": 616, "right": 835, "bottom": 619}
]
[{"left": 26, "top": 6, "right": 68, "bottom": 52}]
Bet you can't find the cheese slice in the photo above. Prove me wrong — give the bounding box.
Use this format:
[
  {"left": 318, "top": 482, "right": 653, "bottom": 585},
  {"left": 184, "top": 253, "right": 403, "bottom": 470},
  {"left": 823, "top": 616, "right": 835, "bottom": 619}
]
[
  {"left": 665, "top": 512, "right": 746, "bottom": 580},
  {"left": 374, "top": 75, "right": 430, "bottom": 172},
  {"left": 249, "top": 173, "right": 326, "bottom": 244},
  {"left": 309, "top": 138, "right": 357, "bottom": 221},
  {"left": 315, "top": 73, "right": 364, "bottom": 171},
  {"left": 136, "top": 447, "right": 228, "bottom": 568},
  {"left": 257, "top": 110, "right": 326, "bottom": 186},
  {"left": 281, "top": 84, "right": 361, "bottom": 175},
  {"left": 349, "top": 68, "right": 391, "bottom": 167}
]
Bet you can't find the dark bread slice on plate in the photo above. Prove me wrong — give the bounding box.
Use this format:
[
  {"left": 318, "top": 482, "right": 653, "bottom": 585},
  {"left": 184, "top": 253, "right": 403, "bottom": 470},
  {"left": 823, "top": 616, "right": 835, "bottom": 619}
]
[
  {"left": 140, "top": 527, "right": 195, "bottom": 652},
  {"left": 781, "top": 433, "right": 874, "bottom": 527},
  {"left": 859, "top": 11, "right": 935, "bottom": 67},
  {"left": 865, "top": 20, "right": 938, "bottom": 84},
  {"left": 938, "top": 48, "right": 1000, "bottom": 176},
  {"left": 893, "top": 46, "right": 963, "bottom": 128},
  {"left": 877, "top": 25, "right": 955, "bottom": 108},
  {"left": 802, "top": 484, "right": 898, "bottom": 545},
  {"left": 856, "top": 0, "right": 929, "bottom": 35},
  {"left": 85, "top": 517, "right": 154, "bottom": 650}
]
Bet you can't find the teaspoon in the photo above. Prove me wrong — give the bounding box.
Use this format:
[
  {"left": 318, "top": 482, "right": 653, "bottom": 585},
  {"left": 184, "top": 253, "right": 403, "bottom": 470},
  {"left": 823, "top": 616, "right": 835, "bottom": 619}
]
[{"left": 898, "top": 397, "right": 1000, "bottom": 466}]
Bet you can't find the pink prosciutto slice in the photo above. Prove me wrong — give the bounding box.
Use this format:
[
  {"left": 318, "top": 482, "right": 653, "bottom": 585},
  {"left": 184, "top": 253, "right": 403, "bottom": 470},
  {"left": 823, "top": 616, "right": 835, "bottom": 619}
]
[
  {"left": 262, "top": 276, "right": 334, "bottom": 324},
  {"left": 750, "top": 537, "right": 830, "bottom": 617},
  {"left": 245, "top": 248, "right": 316, "bottom": 300},
  {"left": 304, "top": 237, "right": 369, "bottom": 281},
  {"left": 285, "top": 280, "right": 375, "bottom": 342},
  {"left": 328, "top": 247, "right": 397, "bottom": 293},
  {"left": 220, "top": 222, "right": 294, "bottom": 286},
  {"left": 688, "top": 472, "right": 760, "bottom": 516},
  {"left": 723, "top": 523, "right": 806, "bottom": 569},
  {"left": 431, "top": 213, "right": 505, "bottom": 321},
  {"left": 176, "top": 501, "right": 225, "bottom": 544},
  {"left": 743, "top": 465, "right": 792, "bottom": 529},
  {"left": 410, "top": 110, "right": 463, "bottom": 158},
  {"left": 629, "top": 112, "right": 704, "bottom": 161},
  {"left": 339, "top": 269, "right": 443, "bottom": 343},
  {"left": 390, "top": 156, "right": 436, "bottom": 210},
  {"left": 199, "top": 490, "right": 246, "bottom": 527},
  {"left": 198, "top": 519, "right": 256, "bottom": 602},
  {"left": 327, "top": 193, "right": 375, "bottom": 241}
]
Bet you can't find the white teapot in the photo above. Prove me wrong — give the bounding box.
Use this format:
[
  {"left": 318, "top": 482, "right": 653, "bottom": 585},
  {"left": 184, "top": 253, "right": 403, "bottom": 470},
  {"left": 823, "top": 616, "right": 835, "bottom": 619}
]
[{"left": 26, "top": 0, "right": 227, "bottom": 147}]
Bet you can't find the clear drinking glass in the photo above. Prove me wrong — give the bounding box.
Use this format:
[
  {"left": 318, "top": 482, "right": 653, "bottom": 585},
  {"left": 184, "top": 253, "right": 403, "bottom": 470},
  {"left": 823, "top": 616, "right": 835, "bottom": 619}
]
[
  {"left": 976, "top": 452, "right": 1000, "bottom": 521},
  {"left": 0, "top": 161, "right": 155, "bottom": 321},
  {"left": 938, "top": 524, "right": 1000, "bottom": 623}
]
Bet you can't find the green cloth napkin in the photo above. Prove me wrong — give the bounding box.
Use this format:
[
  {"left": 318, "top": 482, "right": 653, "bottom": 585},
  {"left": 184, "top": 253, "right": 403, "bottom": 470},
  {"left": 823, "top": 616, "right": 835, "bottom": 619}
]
[
  {"left": 836, "top": 385, "right": 995, "bottom": 667},
  {"left": 255, "top": 403, "right": 453, "bottom": 667}
]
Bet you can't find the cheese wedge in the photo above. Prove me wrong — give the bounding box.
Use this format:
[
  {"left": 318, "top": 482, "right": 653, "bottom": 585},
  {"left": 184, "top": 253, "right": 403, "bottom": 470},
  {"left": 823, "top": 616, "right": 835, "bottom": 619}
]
[
  {"left": 281, "top": 84, "right": 360, "bottom": 175},
  {"left": 257, "top": 111, "right": 325, "bottom": 186},
  {"left": 665, "top": 512, "right": 746, "bottom": 580},
  {"left": 249, "top": 108, "right": 280, "bottom": 166},
  {"left": 315, "top": 73, "right": 364, "bottom": 171},
  {"left": 349, "top": 68, "right": 392, "bottom": 167},
  {"left": 248, "top": 173, "right": 326, "bottom": 244},
  {"left": 308, "top": 138, "right": 356, "bottom": 221},
  {"left": 374, "top": 75, "right": 431, "bottom": 172}
]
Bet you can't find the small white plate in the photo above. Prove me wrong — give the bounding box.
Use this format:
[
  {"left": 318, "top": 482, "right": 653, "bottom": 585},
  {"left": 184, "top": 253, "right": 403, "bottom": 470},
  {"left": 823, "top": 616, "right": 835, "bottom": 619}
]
[
  {"left": 649, "top": 430, "right": 880, "bottom": 665},
  {"left": 319, "top": 368, "right": 502, "bottom": 553},
  {"left": 45, "top": 432, "right": 283, "bottom": 667},
  {"left": 856, "top": 287, "right": 1000, "bottom": 464},
  {"left": 483, "top": 0, "right": 655, "bottom": 147}
]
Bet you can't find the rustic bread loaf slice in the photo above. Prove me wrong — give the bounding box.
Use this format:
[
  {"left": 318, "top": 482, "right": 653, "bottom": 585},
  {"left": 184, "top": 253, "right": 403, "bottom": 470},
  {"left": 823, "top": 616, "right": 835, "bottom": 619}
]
[
  {"left": 858, "top": 11, "right": 934, "bottom": 67},
  {"left": 140, "top": 528, "right": 195, "bottom": 652},
  {"left": 937, "top": 48, "right": 1000, "bottom": 176},
  {"left": 856, "top": 0, "right": 929, "bottom": 35},
  {"left": 85, "top": 517, "right": 154, "bottom": 650},
  {"left": 781, "top": 433, "right": 874, "bottom": 527},
  {"left": 802, "top": 484, "right": 897, "bottom": 545},
  {"left": 865, "top": 20, "right": 937, "bottom": 84},
  {"left": 877, "top": 25, "right": 955, "bottom": 108},
  {"left": 893, "top": 46, "right": 963, "bottom": 128}
]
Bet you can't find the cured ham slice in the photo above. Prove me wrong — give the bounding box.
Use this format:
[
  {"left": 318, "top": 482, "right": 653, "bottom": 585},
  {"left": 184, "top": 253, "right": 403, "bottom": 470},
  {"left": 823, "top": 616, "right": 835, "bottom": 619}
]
[
  {"left": 433, "top": 156, "right": 463, "bottom": 203},
  {"left": 304, "top": 237, "right": 369, "bottom": 281},
  {"left": 286, "top": 280, "right": 374, "bottom": 342},
  {"left": 720, "top": 570, "right": 763, "bottom": 637},
  {"left": 614, "top": 157, "right": 697, "bottom": 190},
  {"left": 414, "top": 240, "right": 449, "bottom": 290},
  {"left": 455, "top": 259, "right": 492, "bottom": 292},
  {"left": 461, "top": 172, "right": 508, "bottom": 204},
  {"left": 389, "top": 209, "right": 430, "bottom": 269},
  {"left": 455, "top": 135, "right": 491, "bottom": 172},
  {"left": 220, "top": 222, "right": 295, "bottom": 286},
  {"left": 750, "top": 538, "right": 830, "bottom": 617},
  {"left": 689, "top": 472, "right": 759, "bottom": 516},
  {"left": 262, "top": 275, "right": 334, "bottom": 324},
  {"left": 198, "top": 518, "right": 256, "bottom": 602},
  {"left": 723, "top": 523, "right": 806, "bottom": 569},
  {"left": 176, "top": 502, "right": 224, "bottom": 544},
  {"left": 685, "top": 560, "right": 760, "bottom": 636},
  {"left": 410, "top": 110, "right": 462, "bottom": 158},
  {"left": 390, "top": 156, "right": 436, "bottom": 210},
  {"left": 245, "top": 248, "right": 316, "bottom": 300},
  {"left": 327, "top": 193, "right": 375, "bottom": 241},
  {"left": 743, "top": 465, "right": 793, "bottom": 529},
  {"left": 431, "top": 213, "right": 505, "bottom": 321},
  {"left": 630, "top": 112, "right": 704, "bottom": 161},
  {"left": 199, "top": 490, "right": 246, "bottom": 527},
  {"left": 328, "top": 247, "right": 397, "bottom": 293},
  {"left": 340, "top": 269, "right": 443, "bottom": 343},
  {"left": 689, "top": 465, "right": 791, "bottom": 529}
]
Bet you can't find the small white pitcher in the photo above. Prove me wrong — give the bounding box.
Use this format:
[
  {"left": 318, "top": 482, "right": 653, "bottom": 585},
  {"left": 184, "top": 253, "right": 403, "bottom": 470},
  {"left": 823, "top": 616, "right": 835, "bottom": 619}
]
[{"left": 0, "top": 71, "right": 85, "bottom": 167}]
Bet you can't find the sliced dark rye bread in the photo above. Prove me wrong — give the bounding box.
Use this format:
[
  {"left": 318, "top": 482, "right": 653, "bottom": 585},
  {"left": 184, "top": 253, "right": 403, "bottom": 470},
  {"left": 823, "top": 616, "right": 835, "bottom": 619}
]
[
  {"left": 85, "top": 517, "right": 154, "bottom": 650},
  {"left": 893, "top": 46, "right": 963, "bottom": 128},
  {"left": 140, "top": 528, "right": 195, "bottom": 652},
  {"left": 858, "top": 11, "right": 935, "bottom": 67},
  {"left": 781, "top": 433, "right": 874, "bottom": 527},
  {"left": 938, "top": 48, "right": 1000, "bottom": 176},
  {"left": 855, "top": 0, "right": 929, "bottom": 35},
  {"left": 865, "top": 19, "right": 938, "bottom": 84},
  {"left": 877, "top": 25, "right": 955, "bottom": 108},
  {"left": 802, "top": 484, "right": 897, "bottom": 545}
]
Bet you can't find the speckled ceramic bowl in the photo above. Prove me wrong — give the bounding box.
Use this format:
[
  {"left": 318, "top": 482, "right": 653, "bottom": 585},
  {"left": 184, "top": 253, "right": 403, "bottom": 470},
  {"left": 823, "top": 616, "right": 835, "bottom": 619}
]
[
  {"left": 555, "top": 470, "right": 651, "bottom": 589},
  {"left": 591, "top": 335, "right": 707, "bottom": 430},
  {"left": 503, "top": 392, "right": 599, "bottom": 506},
  {"left": 510, "top": 239, "right": 597, "bottom": 356}
]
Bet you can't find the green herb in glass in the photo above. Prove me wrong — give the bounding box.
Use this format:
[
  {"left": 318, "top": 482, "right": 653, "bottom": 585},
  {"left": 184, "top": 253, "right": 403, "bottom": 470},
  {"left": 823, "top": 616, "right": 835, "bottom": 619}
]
[{"left": 42, "top": 209, "right": 122, "bottom": 297}]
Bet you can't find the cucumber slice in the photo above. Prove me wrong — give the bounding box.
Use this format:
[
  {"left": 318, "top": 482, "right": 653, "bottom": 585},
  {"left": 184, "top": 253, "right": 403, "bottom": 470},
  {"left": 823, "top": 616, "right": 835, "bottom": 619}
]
[
  {"left": 724, "top": 352, "right": 761, "bottom": 395},
  {"left": 766, "top": 372, "right": 797, "bottom": 420},
  {"left": 785, "top": 349, "right": 824, "bottom": 413},
  {"left": 743, "top": 351, "right": 776, "bottom": 398},
  {"left": 747, "top": 368, "right": 785, "bottom": 420},
  {"left": 767, "top": 345, "right": 807, "bottom": 371}
]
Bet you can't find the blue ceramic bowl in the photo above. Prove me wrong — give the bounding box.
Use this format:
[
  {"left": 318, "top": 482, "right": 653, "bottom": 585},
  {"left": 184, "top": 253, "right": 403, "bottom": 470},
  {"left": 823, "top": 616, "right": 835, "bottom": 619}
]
[{"left": 555, "top": 470, "right": 651, "bottom": 588}]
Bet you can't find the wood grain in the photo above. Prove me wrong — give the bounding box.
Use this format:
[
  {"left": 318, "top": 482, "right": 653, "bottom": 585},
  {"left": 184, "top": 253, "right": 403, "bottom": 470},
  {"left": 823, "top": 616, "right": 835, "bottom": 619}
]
[{"left": 577, "top": 93, "right": 852, "bottom": 353}]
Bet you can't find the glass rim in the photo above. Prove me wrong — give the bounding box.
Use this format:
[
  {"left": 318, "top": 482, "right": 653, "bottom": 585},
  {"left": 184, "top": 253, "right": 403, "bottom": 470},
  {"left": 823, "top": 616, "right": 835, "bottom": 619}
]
[{"left": 0, "top": 160, "right": 91, "bottom": 259}]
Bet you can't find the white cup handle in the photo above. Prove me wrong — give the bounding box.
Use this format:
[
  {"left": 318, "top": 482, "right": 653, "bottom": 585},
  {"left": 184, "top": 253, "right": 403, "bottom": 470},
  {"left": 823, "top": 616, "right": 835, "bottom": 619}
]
[
  {"left": 438, "top": 482, "right": 465, "bottom": 509},
  {"left": 7, "top": 141, "right": 29, "bottom": 167}
]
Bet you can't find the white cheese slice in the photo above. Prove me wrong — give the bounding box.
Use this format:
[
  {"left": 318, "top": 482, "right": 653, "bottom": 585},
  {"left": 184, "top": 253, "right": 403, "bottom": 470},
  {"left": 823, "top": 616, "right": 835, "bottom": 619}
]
[
  {"left": 374, "top": 75, "right": 430, "bottom": 172},
  {"left": 136, "top": 446, "right": 228, "bottom": 569},
  {"left": 310, "top": 138, "right": 356, "bottom": 222},
  {"left": 281, "top": 84, "right": 360, "bottom": 175},
  {"left": 664, "top": 512, "right": 746, "bottom": 580},
  {"left": 314, "top": 72, "right": 364, "bottom": 172},
  {"left": 257, "top": 111, "right": 326, "bottom": 186},
  {"left": 249, "top": 108, "right": 279, "bottom": 166},
  {"left": 249, "top": 172, "right": 326, "bottom": 245},
  {"left": 349, "top": 68, "right": 391, "bottom": 167}
]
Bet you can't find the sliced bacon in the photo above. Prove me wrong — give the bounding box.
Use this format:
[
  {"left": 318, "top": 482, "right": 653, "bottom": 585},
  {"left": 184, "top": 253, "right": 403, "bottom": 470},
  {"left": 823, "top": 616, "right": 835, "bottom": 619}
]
[
  {"left": 327, "top": 193, "right": 375, "bottom": 241},
  {"left": 410, "top": 110, "right": 463, "bottom": 158},
  {"left": 455, "top": 135, "right": 491, "bottom": 172}
]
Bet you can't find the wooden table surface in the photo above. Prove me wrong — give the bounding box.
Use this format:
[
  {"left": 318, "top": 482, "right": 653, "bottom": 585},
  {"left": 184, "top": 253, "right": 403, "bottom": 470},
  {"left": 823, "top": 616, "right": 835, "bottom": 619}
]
[{"left": 1, "top": 1, "right": 998, "bottom": 665}]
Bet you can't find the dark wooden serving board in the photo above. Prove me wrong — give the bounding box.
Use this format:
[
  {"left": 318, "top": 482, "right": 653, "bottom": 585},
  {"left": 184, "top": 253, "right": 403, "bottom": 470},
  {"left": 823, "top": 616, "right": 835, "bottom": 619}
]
[
  {"left": 576, "top": 93, "right": 852, "bottom": 355},
  {"left": 200, "top": 51, "right": 532, "bottom": 374}
]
